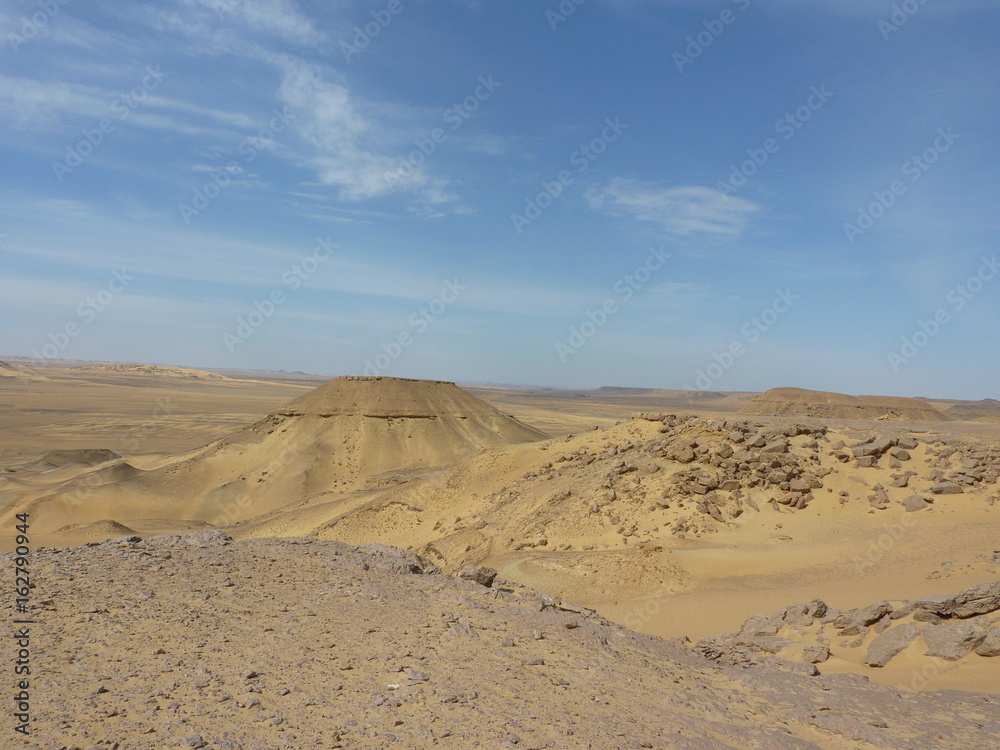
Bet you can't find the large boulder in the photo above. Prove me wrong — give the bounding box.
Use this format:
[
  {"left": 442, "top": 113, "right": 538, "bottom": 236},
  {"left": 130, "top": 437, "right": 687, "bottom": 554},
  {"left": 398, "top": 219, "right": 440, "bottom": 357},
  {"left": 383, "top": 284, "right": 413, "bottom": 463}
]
[
  {"left": 834, "top": 601, "right": 893, "bottom": 635},
  {"left": 923, "top": 622, "right": 987, "bottom": 661},
  {"left": 975, "top": 628, "right": 1000, "bottom": 657},
  {"left": 914, "top": 582, "right": 1000, "bottom": 619},
  {"left": 865, "top": 623, "right": 919, "bottom": 667},
  {"left": 903, "top": 495, "right": 931, "bottom": 512},
  {"left": 930, "top": 481, "right": 963, "bottom": 495}
]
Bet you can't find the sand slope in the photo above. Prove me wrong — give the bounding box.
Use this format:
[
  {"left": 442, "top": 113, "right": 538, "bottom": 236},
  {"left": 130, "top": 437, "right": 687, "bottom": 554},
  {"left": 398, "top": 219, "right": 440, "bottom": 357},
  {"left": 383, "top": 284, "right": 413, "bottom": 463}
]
[{"left": 8, "top": 531, "right": 996, "bottom": 749}]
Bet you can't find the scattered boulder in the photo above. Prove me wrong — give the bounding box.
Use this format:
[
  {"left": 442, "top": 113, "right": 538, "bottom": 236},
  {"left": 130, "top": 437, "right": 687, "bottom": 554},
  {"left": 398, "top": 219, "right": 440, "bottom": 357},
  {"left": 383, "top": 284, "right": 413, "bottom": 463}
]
[
  {"left": 904, "top": 495, "right": 931, "bottom": 512},
  {"left": 914, "top": 582, "right": 1000, "bottom": 619},
  {"left": 930, "top": 481, "right": 963, "bottom": 495},
  {"left": 456, "top": 565, "right": 498, "bottom": 588},
  {"left": 865, "top": 623, "right": 919, "bottom": 667},
  {"left": 834, "top": 601, "right": 894, "bottom": 635},
  {"left": 922, "top": 622, "right": 987, "bottom": 661},
  {"left": 802, "top": 644, "right": 831, "bottom": 664},
  {"left": 974, "top": 628, "right": 1000, "bottom": 657}
]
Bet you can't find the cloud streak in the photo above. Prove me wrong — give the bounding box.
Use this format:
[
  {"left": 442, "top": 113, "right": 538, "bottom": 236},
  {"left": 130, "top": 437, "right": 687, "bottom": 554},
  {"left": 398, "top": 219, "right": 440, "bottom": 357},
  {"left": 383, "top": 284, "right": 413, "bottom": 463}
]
[{"left": 587, "top": 179, "right": 761, "bottom": 237}]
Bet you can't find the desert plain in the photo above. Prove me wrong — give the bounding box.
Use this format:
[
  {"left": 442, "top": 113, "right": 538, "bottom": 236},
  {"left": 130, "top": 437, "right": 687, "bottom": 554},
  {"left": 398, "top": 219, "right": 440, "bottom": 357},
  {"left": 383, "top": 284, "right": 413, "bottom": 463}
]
[{"left": 2, "top": 357, "right": 999, "bottom": 749}]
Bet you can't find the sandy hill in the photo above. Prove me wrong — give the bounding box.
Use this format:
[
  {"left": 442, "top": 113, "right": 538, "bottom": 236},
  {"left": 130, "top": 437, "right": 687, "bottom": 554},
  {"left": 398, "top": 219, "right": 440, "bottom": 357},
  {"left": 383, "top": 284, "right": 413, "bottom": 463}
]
[
  {"left": 71, "top": 362, "right": 231, "bottom": 380},
  {"left": 54, "top": 519, "right": 137, "bottom": 536},
  {"left": 233, "top": 411, "right": 998, "bottom": 565},
  {"left": 0, "top": 359, "right": 46, "bottom": 381},
  {"left": 7, "top": 531, "right": 995, "bottom": 749},
  {"left": 740, "top": 387, "right": 949, "bottom": 422},
  {"left": 15, "top": 376, "right": 548, "bottom": 533}
]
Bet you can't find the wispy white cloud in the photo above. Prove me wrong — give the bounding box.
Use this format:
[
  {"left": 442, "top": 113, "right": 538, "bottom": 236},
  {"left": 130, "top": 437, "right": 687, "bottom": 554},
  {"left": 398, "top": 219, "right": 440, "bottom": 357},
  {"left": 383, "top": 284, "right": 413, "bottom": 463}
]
[
  {"left": 271, "top": 56, "right": 459, "bottom": 208},
  {"left": 587, "top": 179, "right": 761, "bottom": 237},
  {"left": 175, "top": 0, "right": 324, "bottom": 46},
  {"left": 0, "top": 73, "right": 250, "bottom": 141}
]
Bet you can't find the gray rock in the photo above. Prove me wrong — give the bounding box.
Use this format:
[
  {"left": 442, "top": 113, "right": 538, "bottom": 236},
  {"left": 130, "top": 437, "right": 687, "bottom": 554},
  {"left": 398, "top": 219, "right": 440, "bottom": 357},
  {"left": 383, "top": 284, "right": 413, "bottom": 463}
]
[
  {"left": 923, "top": 621, "right": 987, "bottom": 661},
  {"left": 904, "top": 495, "right": 931, "bottom": 512},
  {"left": 865, "top": 623, "right": 919, "bottom": 667},
  {"left": 930, "top": 481, "right": 963, "bottom": 495},
  {"left": 974, "top": 628, "right": 1000, "bottom": 657},
  {"left": 739, "top": 613, "right": 782, "bottom": 637},
  {"left": 456, "top": 565, "right": 497, "bottom": 588},
  {"left": 761, "top": 439, "right": 789, "bottom": 454},
  {"left": 834, "top": 601, "right": 893, "bottom": 635},
  {"left": 733, "top": 635, "right": 793, "bottom": 654},
  {"left": 915, "top": 582, "right": 1000, "bottom": 619},
  {"left": 802, "top": 644, "right": 831, "bottom": 664},
  {"left": 869, "top": 437, "right": 897, "bottom": 454},
  {"left": 806, "top": 599, "right": 829, "bottom": 619}
]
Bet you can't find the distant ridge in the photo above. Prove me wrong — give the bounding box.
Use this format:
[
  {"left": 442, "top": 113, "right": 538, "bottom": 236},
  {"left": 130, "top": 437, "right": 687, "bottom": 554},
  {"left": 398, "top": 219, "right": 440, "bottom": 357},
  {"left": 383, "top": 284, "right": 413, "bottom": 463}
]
[
  {"left": 740, "top": 387, "right": 949, "bottom": 422},
  {"left": 72, "top": 363, "right": 230, "bottom": 380}
]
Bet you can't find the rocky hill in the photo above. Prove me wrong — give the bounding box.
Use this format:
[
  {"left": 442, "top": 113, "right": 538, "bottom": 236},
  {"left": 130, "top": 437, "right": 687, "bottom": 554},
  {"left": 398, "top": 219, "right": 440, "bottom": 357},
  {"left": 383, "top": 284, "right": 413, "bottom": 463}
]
[{"left": 740, "top": 388, "right": 949, "bottom": 422}]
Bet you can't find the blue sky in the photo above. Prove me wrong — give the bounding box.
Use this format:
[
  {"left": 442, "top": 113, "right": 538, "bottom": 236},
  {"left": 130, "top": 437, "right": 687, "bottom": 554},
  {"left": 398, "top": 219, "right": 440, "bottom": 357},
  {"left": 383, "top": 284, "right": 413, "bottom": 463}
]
[{"left": 1, "top": 0, "right": 998, "bottom": 398}]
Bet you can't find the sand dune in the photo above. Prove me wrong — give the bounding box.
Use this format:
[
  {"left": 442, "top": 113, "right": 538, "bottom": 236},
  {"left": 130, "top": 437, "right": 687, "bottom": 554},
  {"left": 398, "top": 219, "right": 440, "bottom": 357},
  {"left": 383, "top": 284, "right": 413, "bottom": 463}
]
[{"left": 741, "top": 387, "right": 949, "bottom": 422}]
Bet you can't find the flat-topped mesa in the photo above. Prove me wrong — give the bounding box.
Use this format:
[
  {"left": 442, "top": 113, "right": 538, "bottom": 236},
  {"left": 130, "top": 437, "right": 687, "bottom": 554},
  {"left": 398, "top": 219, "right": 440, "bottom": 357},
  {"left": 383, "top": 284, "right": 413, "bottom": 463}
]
[
  {"left": 23, "top": 376, "right": 550, "bottom": 535},
  {"left": 275, "top": 375, "right": 522, "bottom": 420}
]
